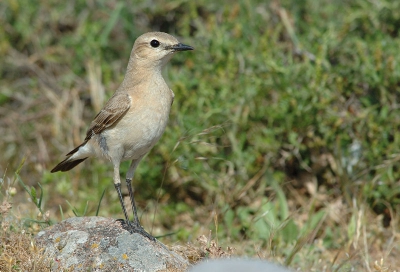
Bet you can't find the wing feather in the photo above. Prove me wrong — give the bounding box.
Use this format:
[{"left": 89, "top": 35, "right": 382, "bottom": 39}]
[{"left": 84, "top": 93, "right": 131, "bottom": 141}]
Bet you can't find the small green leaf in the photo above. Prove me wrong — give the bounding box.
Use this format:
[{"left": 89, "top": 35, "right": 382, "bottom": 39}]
[
  {"left": 30, "top": 187, "right": 37, "bottom": 203},
  {"left": 66, "top": 200, "right": 79, "bottom": 217},
  {"left": 38, "top": 183, "right": 44, "bottom": 208},
  {"left": 96, "top": 188, "right": 106, "bottom": 216},
  {"left": 59, "top": 205, "right": 64, "bottom": 221}
]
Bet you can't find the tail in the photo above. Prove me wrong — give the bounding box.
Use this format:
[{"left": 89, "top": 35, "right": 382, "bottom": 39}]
[
  {"left": 51, "top": 141, "right": 88, "bottom": 172},
  {"left": 51, "top": 157, "right": 88, "bottom": 172}
]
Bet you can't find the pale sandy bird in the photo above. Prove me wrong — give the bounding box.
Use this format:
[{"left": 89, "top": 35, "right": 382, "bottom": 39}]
[{"left": 51, "top": 32, "right": 193, "bottom": 240}]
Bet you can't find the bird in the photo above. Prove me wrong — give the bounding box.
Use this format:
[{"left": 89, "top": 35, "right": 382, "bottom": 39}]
[{"left": 51, "top": 32, "right": 193, "bottom": 240}]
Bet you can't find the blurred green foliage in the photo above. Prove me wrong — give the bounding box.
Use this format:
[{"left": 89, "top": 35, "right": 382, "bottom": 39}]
[{"left": 1, "top": 0, "right": 400, "bottom": 267}]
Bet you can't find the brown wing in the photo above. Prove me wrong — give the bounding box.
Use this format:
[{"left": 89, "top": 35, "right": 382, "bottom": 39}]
[
  {"left": 64, "top": 92, "right": 131, "bottom": 157},
  {"left": 84, "top": 92, "right": 131, "bottom": 141}
]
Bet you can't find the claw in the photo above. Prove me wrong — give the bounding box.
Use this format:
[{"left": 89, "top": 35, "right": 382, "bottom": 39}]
[{"left": 117, "top": 219, "right": 156, "bottom": 241}]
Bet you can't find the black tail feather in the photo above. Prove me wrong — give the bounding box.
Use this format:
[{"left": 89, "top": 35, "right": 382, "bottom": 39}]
[
  {"left": 51, "top": 157, "right": 88, "bottom": 172},
  {"left": 52, "top": 140, "right": 89, "bottom": 173},
  {"left": 66, "top": 140, "right": 88, "bottom": 156}
]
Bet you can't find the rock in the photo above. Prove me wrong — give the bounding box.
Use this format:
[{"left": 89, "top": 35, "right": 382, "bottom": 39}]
[
  {"left": 189, "top": 258, "right": 292, "bottom": 272},
  {"left": 35, "top": 216, "right": 188, "bottom": 271}
]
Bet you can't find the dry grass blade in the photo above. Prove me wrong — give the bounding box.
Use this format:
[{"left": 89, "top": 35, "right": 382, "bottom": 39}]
[{"left": 86, "top": 59, "right": 105, "bottom": 113}]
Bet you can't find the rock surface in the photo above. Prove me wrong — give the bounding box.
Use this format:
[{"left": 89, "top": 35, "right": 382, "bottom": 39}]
[
  {"left": 190, "top": 258, "right": 292, "bottom": 272},
  {"left": 35, "top": 216, "right": 188, "bottom": 271}
]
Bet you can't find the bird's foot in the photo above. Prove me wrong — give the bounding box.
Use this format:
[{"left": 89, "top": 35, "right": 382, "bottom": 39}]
[{"left": 116, "top": 219, "right": 156, "bottom": 241}]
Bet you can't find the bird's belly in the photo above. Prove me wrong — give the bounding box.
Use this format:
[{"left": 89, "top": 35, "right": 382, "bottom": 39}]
[
  {"left": 121, "top": 124, "right": 165, "bottom": 160},
  {"left": 103, "top": 108, "right": 169, "bottom": 161}
]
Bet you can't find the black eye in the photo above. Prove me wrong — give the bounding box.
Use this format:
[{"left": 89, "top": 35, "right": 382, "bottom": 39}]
[{"left": 150, "top": 39, "right": 160, "bottom": 48}]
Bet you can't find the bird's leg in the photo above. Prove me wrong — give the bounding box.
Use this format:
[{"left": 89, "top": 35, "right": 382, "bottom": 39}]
[
  {"left": 126, "top": 159, "right": 141, "bottom": 226},
  {"left": 124, "top": 159, "right": 155, "bottom": 241},
  {"left": 114, "top": 182, "right": 130, "bottom": 223},
  {"left": 126, "top": 178, "right": 140, "bottom": 226},
  {"left": 113, "top": 164, "right": 131, "bottom": 228},
  {"left": 125, "top": 178, "right": 155, "bottom": 241}
]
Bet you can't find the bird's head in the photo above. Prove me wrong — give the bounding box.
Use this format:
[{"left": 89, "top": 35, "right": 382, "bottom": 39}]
[{"left": 131, "top": 32, "right": 193, "bottom": 68}]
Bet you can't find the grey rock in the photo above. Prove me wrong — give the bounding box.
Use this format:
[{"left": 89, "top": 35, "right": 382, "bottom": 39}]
[
  {"left": 35, "top": 216, "right": 188, "bottom": 271},
  {"left": 190, "top": 258, "right": 292, "bottom": 272}
]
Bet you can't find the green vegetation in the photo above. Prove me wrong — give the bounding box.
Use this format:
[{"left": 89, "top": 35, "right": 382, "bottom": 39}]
[{"left": 1, "top": 0, "right": 399, "bottom": 270}]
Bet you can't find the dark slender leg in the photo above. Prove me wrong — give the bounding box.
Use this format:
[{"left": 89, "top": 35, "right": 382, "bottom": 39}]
[
  {"left": 126, "top": 178, "right": 140, "bottom": 226},
  {"left": 114, "top": 180, "right": 155, "bottom": 241},
  {"left": 114, "top": 183, "right": 131, "bottom": 224}
]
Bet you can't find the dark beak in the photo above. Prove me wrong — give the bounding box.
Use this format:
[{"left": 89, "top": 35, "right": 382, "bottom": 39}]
[{"left": 167, "top": 43, "right": 194, "bottom": 51}]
